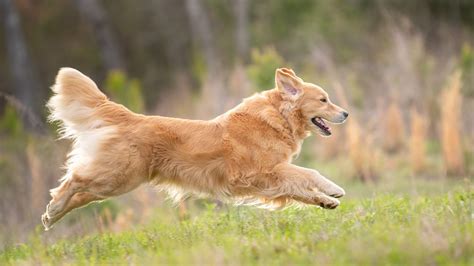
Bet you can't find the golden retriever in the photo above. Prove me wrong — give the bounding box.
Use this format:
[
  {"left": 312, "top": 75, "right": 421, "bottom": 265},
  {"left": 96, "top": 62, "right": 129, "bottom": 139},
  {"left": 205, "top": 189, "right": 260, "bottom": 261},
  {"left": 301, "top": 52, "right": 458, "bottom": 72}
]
[{"left": 41, "top": 67, "right": 348, "bottom": 230}]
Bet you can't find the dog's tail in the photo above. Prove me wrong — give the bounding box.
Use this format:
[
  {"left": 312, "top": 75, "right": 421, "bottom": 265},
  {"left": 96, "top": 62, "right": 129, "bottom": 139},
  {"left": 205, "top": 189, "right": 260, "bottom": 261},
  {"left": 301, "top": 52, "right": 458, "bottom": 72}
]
[{"left": 47, "top": 67, "right": 128, "bottom": 140}]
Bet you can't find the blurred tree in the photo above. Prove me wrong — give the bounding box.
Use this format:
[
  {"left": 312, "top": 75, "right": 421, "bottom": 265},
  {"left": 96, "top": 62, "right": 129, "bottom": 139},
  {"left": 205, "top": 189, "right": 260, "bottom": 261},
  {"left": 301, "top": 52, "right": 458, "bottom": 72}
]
[
  {"left": 152, "top": 0, "right": 192, "bottom": 80},
  {"left": 73, "top": 0, "right": 125, "bottom": 72},
  {"left": 247, "top": 47, "right": 284, "bottom": 91},
  {"left": 0, "top": 104, "right": 23, "bottom": 138},
  {"left": 0, "top": 0, "right": 45, "bottom": 133},
  {"left": 151, "top": 0, "right": 194, "bottom": 104},
  {"left": 233, "top": 0, "right": 249, "bottom": 63},
  {"left": 105, "top": 71, "right": 144, "bottom": 113},
  {"left": 460, "top": 44, "right": 474, "bottom": 97},
  {"left": 185, "top": 0, "right": 225, "bottom": 116}
]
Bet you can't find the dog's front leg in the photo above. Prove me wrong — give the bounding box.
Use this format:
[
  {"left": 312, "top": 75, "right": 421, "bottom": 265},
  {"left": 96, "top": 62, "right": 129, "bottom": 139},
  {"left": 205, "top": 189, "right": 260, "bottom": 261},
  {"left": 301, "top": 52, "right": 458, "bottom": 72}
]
[
  {"left": 289, "top": 164, "right": 345, "bottom": 198},
  {"left": 231, "top": 163, "right": 345, "bottom": 208}
]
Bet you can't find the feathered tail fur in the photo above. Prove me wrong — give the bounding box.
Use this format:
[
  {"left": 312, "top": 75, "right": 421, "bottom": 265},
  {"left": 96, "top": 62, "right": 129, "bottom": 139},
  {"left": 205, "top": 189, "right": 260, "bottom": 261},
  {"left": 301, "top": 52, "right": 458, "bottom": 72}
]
[
  {"left": 47, "top": 68, "right": 122, "bottom": 181},
  {"left": 47, "top": 68, "right": 110, "bottom": 137}
]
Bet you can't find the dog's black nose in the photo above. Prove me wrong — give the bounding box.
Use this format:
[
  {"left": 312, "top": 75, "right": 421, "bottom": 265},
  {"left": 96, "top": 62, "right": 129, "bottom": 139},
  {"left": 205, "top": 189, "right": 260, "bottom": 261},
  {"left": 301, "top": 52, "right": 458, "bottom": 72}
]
[{"left": 342, "top": 111, "right": 349, "bottom": 118}]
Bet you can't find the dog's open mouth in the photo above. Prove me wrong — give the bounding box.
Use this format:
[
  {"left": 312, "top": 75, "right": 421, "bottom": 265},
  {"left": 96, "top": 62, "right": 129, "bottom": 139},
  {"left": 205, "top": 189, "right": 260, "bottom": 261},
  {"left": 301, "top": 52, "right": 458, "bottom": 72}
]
[{"left": 311, "top": 117, "right": 331, "bottom": 136}]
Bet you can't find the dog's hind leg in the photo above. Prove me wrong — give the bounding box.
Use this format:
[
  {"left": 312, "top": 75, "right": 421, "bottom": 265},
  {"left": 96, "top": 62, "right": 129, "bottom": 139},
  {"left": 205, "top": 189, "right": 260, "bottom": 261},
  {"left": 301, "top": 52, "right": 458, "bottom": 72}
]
[
  {"left": 44, "top": 173, "right": 84, "bottom": 220},
  {"left": 43, "top": 164, "right": 146, "bottom": 229},
  {"left": 42, "top": 192, "right": 103, "bottom": 230}
]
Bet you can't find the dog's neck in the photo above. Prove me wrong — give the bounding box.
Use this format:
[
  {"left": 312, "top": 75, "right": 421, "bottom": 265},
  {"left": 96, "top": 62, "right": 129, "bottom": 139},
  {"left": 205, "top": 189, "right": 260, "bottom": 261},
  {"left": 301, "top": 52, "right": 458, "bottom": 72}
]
[{"left": 263, "top": 89, "right": 309, "bottom": 141}]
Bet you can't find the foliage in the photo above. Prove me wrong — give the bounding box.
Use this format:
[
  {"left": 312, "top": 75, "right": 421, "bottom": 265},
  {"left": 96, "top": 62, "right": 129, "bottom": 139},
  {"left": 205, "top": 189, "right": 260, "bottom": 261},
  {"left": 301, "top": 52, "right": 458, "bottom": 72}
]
[
  {"left": 191, "top": 50, "right": 207, "bottom": 88},
  {"left": 1, "top": 187, "right": 472, "bottom": 265},
  {"left": 247, "top": 47, "right": 284, "bottom": 91},
  {"left": 0, "top": 105, "right": 24, "bottom": 138},
  {"left": 105, "top": 71, "right": 145, "bottom": 113},
  {"left": 460, "top": 43, "right": 474, "bottom": 97}
]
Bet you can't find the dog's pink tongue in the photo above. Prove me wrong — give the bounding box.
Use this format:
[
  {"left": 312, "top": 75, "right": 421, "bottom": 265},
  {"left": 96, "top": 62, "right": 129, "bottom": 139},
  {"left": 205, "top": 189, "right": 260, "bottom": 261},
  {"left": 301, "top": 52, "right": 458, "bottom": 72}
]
[
  {"left": 317, "top": 118, "right": 331, "bottom": 133},
  {"left": 318, "top": 118, "right": 326, "bottom": 126}
]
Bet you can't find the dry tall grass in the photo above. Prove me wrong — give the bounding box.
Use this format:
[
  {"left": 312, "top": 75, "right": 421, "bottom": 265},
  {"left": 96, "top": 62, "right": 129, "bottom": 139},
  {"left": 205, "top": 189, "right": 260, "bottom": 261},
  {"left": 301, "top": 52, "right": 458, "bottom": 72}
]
[
  {"left": 409, "top": 107, "right": 428, "bottom": 174},
  {"left": 440, "top": 71, "right": 465, "bottom": 176},
  {"left": 320, "top": 127, "right": 344, "bottom": 159},
  {"left": 27, "top": 141, "right": 44, "bottom": 214},
  {"left": 347, "top": 119, "right": 378, "bottom": 182},
  {"left": 330, "top": 80, "right": 378, "bottom": 182},
  {"left": 383, "top": 102, "right": 405, "bottom": 153}
]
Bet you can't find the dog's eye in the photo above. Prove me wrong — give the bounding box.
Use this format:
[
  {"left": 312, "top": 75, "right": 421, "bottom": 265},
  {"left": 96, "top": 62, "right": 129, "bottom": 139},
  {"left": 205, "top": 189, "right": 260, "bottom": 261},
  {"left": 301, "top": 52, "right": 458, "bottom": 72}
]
[{"left": 320, "top": 98, "right": 327, "bottom": 103}]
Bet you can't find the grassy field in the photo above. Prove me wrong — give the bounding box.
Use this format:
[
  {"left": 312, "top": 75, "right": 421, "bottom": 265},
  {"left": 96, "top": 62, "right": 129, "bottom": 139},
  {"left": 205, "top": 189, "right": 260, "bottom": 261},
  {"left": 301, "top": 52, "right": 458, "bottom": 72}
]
[{"left": 1, "top": 179, "right": 472, "bottom": 265}]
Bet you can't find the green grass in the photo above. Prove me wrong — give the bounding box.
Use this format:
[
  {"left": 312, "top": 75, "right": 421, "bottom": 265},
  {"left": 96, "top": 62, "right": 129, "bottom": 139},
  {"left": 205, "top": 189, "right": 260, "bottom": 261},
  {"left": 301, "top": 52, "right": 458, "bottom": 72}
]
[{"left": 1, "top": 185, "right": 473, "bottom": 265}]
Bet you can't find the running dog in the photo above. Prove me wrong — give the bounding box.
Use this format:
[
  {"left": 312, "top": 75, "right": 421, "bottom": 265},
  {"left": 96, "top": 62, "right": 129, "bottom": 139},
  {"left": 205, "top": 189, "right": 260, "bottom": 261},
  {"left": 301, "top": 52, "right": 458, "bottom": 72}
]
[{"left": 42, "top": 67, "right": 348, "bottom": 230}]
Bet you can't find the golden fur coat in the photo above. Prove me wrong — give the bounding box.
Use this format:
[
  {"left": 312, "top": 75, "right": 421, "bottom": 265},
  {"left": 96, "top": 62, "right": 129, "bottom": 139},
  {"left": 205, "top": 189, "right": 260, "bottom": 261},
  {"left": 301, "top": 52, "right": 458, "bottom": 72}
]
[{"left": 42, "top": 67, "right": 348, "bottom": 230}]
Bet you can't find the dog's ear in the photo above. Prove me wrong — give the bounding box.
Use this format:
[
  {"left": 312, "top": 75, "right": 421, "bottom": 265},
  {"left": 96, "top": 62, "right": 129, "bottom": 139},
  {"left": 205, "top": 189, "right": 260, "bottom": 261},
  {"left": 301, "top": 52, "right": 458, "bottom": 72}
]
[
  {"left": 279, "top": 68, "right": 298, "bottom": 78},
  {"left": 275, "top": 68, "right": 303, "bottom": 99}
]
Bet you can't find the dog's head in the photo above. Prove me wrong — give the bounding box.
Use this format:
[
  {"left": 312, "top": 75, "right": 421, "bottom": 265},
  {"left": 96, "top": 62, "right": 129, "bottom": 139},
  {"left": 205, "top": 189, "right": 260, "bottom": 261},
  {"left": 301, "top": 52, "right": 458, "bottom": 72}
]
[{"left": 275, "top": 68, "right": 348, "bottom": 136}]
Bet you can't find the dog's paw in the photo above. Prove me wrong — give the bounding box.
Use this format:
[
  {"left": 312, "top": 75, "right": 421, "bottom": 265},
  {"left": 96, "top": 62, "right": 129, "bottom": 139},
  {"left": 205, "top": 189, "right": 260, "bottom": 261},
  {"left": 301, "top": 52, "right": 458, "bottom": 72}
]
[
  {"left": 45, "top": 202, "right": 61, "bottom": 218},
  {"left": 328, "top": 188, "right": 345, "bottom": 198},
  {"left": 315, "top": 193, "right": 340, "bottom": 209},
  {"left": 318, "top": 198, "right": 340, "bottom": 209},
  {"left": 41, "top": 213, "right": 52, "bottom": 231},
  {"left": 294, "top": 192, "right": 341, "bottom": 209},
  {"left": 308, "top": 171, "right": 346, "bottom": 198},
  {"left": 314, "top": 185, "right": 345, "bottom": 199}
]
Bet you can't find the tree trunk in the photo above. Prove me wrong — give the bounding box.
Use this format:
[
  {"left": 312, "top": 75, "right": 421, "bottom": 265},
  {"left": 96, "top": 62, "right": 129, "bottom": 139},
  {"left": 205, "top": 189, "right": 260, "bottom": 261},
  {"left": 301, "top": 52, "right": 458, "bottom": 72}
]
[
  {"left": 185, "top": 0, "right": 225, "bottom": 117},
  {"left": 152, "top": 0, "right": 194, "bottom": 97},
  {"left": 73, "top": 0, "right": 125, "bottom": 72},
  {"left": 0, "top": 0, "right": 45, "bottom": 227},
  {"left": 152, "top": 0, "right": 192, "bottom": 76},
  {"left": 0, "top": 0, "right": 45, "bottom": 133},
  {"left": 233, "top": 0, "right": 249, "bottom": 63}
]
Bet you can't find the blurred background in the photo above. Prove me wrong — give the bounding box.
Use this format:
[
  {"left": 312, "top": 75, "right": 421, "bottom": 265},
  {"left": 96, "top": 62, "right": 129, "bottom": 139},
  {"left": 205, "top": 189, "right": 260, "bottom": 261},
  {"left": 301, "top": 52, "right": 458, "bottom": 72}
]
[{"left": 0, "top": 0, "right": 473, "bottom": 246}]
